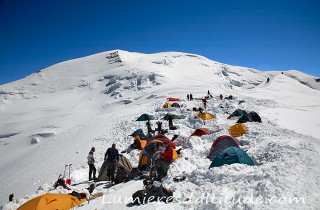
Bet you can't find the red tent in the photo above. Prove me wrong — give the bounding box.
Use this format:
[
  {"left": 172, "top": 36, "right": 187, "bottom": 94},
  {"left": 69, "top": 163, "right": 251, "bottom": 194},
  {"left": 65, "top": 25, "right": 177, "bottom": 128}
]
[
  {"left": 150, "top": 134, "right": 176, "bottom": 149},
  {"left": 167, "top": 97, "right": 180, "bottom": 101},
  {"left": 191, "top": 128, "right": 209, "bottom": 137},
  {"left": 207, "top": 135, "right": 241, "bottom": 160}
]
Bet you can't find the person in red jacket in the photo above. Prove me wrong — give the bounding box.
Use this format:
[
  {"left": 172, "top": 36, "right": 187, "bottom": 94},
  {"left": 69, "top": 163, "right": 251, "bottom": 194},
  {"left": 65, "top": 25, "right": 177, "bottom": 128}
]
[{"left": 155, "top": 140, "right": 173, "bottom": 181}]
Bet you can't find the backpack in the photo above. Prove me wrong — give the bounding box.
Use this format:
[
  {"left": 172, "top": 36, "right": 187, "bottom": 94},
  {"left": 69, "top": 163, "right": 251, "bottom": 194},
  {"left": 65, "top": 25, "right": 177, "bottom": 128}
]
[{"left": 69, "top": 191, "right": 87, "bottom": 200}]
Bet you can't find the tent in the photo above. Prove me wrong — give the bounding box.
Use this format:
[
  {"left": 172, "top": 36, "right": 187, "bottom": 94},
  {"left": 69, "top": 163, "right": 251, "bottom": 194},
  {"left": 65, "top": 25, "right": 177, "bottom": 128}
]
[
  {"left": 138, "top": 141, "right": 179, "bottom": 170},
  {"left": 129, "top": 129, "right": 145, "bottom": 138},
  {"left": 136, "top": 114, "right": 153, "bottom": 121},
  {"left": 228, "top": 123, "right": 247, "bottom": 137},
  {"left": 131, "top": 136, "right": 148, "bottom": 150},
  {"left": 227, "top": 109, "right": 247, "bottom": 119},
  {"left": 17, "top": 193, "right": 87, "bottom": 210},
  {"left": 171, "top": 103, "right": 181, "bottom": 108},
  {"left": 237, "top": 111, "right": 262, "bottom": 123},
  {"left": 196, "top": 113, "right": 215, "bottom": 121},
  {"left": 151, "top": 134, "right": 176, "bottom": 149},
  {"left": 225, "top": 95, "right": 234, "bottom": 100},
  {"left": 191, "top": 128, "right": 209, "bottom": 137},
  {"left": 207, "top": 135, "right": 241, "bottom": 160},
  {"left": 167, "top": 97, "right": 180, "bottom": 101},
  {"left": 209, "top": 147, "right": 254, "bottom": 168},
  {"left": 163, "top": 113, "right": 183, "bottom": 120},
  {"left": 163, "top": 103, "right": 171, "bottom": 108},
  {"left": 97, "top": 154, "right": 133, "bottom": 181},
  {"left": 138, "top": 141, "right": 162, "bottom": 169}
]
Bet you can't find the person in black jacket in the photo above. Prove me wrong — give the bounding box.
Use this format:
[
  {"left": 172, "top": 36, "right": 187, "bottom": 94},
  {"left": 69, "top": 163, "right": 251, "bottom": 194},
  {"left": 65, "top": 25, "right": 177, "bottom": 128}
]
[{"left": 104, "top": 143, "right": 119, "bottom": 183}]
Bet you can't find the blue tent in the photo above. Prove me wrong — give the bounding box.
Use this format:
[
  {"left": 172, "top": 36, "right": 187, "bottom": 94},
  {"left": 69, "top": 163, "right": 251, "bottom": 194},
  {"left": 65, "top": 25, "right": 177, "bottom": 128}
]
[
  {"left": 136, "top": 114, "right": 152, "bottom": 121},
  {"left": 209, "top": 147, "right": 254, "bottom": 168},
  {"left": 129, "top": 129, "right": 145, "bottom": 137}
]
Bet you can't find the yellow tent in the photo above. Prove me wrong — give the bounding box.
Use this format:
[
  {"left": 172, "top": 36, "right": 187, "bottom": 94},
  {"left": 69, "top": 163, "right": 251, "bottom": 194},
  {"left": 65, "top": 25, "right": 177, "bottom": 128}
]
[
  {"left": 134, "top": 136, "right": 147, "bottom": 149},
  {"left": 17, "top": 193, "right": 87, "bottom": 210},
  {"left": 196, "top": 113, "right": 215, "bottom": 120},
  {"left": 228, "top": 123, "right": 247, "bottom": 137},
  {"left": 138, "top": 141, "right": 179, "bottom": 169},
  {"left": 172, "top": 149, "right": 179, "bottom": 160},
  {"left": 163, "top": 103, "right": 171, "bottom": 108}
]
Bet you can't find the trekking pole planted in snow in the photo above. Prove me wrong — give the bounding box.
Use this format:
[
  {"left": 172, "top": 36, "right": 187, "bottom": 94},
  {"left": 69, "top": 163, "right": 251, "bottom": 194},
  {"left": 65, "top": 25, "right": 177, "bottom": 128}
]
[
  {"left": 63, "top": 164, "right": 67, "bottom": 179},
  {"left": 66, "top": 164, "right": 72, "bottom": 185}
]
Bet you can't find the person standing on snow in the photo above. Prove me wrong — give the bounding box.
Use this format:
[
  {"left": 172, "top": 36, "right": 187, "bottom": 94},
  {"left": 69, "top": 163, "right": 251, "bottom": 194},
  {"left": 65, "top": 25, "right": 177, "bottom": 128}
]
[
  {"left": 146, "top": 121, "right": 154, "bottom": 137},
  {"left": 104, "top": 143, "right": 119, "bottom": 183},
  {"left": 155, "top": 140, "right": 174, "bottom": 181},
  {"left": 202, "top": 98, "right": 207, "bottom": 109},
  {"left": 87, "top": 147, "right": 96, "bottom": 181}
]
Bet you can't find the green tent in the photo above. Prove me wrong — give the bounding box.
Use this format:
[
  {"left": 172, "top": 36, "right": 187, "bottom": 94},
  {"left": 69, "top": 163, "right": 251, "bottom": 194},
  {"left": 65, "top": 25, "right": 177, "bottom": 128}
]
[{"left": 209, "top": 147, "right": 254, "bottom": 168}]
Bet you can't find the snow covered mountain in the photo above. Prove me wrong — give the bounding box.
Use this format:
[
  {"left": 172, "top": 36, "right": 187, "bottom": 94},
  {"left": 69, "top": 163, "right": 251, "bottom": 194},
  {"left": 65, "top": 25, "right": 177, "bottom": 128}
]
[{"left": 1, "top": 50, "right": 320, "bottom": 209}]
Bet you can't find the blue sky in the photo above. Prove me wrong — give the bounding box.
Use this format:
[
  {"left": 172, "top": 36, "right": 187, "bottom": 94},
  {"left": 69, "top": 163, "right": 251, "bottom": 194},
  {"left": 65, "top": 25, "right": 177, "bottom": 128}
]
[{"left": 1, "top": 0, "right": 319, "bottom": 84}]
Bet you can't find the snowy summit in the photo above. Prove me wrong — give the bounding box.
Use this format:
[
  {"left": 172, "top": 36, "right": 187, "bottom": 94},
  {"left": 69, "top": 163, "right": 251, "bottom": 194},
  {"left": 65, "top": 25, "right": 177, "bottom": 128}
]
[{"left": 1, "top": 50, "right": 320, "bottom": 210}]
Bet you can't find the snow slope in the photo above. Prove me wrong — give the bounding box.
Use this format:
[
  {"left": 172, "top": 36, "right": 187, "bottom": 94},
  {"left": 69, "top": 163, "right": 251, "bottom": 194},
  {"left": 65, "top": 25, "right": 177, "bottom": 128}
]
[{"left": 1, "top": 50, "right": 320, "bottom": 209}]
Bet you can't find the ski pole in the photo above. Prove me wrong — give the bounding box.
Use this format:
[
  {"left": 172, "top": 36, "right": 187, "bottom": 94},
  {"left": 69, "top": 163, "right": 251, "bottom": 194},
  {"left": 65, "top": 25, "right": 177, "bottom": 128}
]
[{"left": 63, "top": 164, "right": 67, "bottom": 179}]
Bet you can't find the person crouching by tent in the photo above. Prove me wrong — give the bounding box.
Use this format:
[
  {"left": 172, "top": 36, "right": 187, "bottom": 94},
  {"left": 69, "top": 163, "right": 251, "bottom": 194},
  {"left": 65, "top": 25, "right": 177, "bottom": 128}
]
[
  {"left": 87, "top": 147, "right": 96, "bottom": 181},
  {"left": 155, "top": 140, "right": 173, "bottom": 181},
  {"left": 104, "top": 143, "right": 119, "bottom": 183}
]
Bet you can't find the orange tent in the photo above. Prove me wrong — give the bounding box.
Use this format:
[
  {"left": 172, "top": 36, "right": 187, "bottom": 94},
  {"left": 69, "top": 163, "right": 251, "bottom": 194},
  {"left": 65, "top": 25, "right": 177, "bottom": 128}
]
[
  {"left": 134, "top": 136, "right": 147, "bottom": 149},
  {"left": 163, "top": 103, "right": 171, "bottom": 108},
  {"left": 138, "top": 142, "right": 179, "bottom": 169},
  {"left": 151, "top": 134, "right": 176, "bottom": 149},
  {"left": 228, "top": 123, "right": 247, "bottom": 137},
  {"left": 191, "top": 128, "right": 209, "bottom": 137},
  {"left": 17, "top": 193, "right": 87, "bottom": 210},
  {"left": 196, "top": 113, "right": 215, "bottom": 121},
  {"left": 147, "top": 139, "right": 178, "bottom": 160}
]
